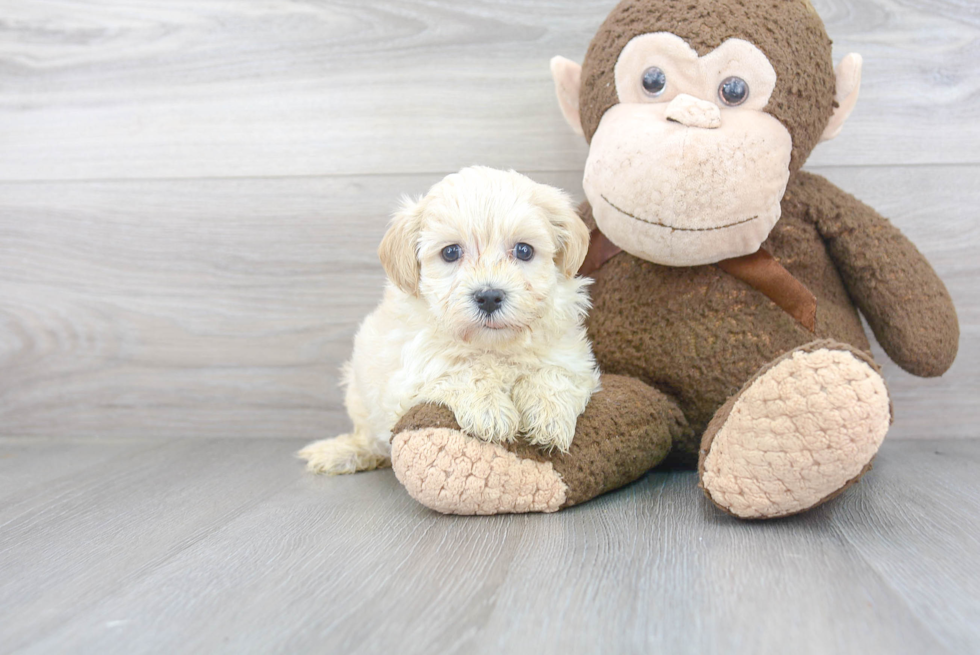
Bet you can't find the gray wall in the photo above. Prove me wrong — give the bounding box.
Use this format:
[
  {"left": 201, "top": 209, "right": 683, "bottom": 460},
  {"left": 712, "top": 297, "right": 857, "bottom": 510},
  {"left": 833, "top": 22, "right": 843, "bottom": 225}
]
[{"left": 1, "top": 0, "right": 976, "bottom": 440}]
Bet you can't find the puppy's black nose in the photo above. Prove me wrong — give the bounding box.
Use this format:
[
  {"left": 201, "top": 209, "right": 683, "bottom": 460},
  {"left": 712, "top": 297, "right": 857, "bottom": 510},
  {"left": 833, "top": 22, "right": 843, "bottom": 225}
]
[{"left": 474, "top": 288, "right": 506, "bottom": 315}]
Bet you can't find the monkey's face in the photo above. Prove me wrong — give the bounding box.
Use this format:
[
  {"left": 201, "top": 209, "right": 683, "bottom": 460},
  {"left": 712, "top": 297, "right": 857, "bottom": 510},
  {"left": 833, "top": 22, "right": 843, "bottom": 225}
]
[{"left": 583, "top": 34, "right": 792, "bottom": 267}]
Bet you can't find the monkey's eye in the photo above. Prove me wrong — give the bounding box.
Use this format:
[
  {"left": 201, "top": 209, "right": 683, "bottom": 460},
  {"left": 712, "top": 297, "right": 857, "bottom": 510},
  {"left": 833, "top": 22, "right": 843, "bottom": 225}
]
[
  {"left": 441, "top": 244, "right": 462, "bottom": 262},
  {"left": 641, "top": 67, "right": 667, "bottom": 97},
  {"left": 513, "top": 243, "right": 534, "bottom": 261},
  {"left": 719, "top": 77, "right": 749, "bottom": 106}
]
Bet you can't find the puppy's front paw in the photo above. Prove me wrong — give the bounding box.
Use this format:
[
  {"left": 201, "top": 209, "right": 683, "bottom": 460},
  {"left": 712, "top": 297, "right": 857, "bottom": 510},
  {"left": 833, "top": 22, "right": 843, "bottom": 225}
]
[
  {"left": 513, "top": 374, "right": 591, "bottom": 453},
  {"left": 518, "top": 397, "right": 578, "bottom": 453},
  {"left": 453, "top": 393, "right": 520, "bottom": 444}
]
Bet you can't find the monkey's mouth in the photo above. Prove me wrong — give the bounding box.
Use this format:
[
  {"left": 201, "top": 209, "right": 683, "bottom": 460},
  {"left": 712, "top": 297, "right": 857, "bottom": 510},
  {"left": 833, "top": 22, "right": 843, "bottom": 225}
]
[{"left": 601, "top": 195, "right": 758, "bottom": 232}]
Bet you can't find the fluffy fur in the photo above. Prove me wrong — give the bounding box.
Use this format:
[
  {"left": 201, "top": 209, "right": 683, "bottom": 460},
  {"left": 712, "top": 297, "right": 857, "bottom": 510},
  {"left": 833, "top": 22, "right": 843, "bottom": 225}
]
[{"left": 299, "top": 167, "right": 600, "bottom": 475}]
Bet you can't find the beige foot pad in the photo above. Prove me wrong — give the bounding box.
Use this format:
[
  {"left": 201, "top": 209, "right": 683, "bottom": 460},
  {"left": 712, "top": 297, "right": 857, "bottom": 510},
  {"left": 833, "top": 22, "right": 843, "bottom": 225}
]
[
  {"left": 700, "top": 345, "right": 891, "bottom": 519},
  {"left": 390, "top": 428, "right": 568, "bottom": 515}
]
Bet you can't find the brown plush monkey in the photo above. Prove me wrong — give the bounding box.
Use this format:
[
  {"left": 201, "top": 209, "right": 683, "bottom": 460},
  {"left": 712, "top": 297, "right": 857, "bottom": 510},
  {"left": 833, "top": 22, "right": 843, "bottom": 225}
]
[{"left": 388, "top": 0, "right": 959, "bottom": 518}]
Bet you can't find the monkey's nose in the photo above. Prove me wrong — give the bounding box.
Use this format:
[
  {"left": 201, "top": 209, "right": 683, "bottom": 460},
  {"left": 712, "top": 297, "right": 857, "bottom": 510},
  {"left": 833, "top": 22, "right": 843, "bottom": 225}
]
[
  {"left": 474, "top": 288, "right": 506, "bottom": 315},
  {"left": 665, "top": 93, "right": 722, "bottom": 129}
]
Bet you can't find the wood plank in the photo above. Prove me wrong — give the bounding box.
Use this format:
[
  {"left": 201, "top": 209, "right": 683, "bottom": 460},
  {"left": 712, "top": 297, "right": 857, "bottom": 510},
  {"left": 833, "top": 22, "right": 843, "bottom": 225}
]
[
  {"left": 0, "top": 174, "right": 402, "bottom": 440},
  {"left": 12, "top": 437, "right": 977, "bottom": 654},
  {"left": 830, "top": 439, "right": 980, "bottom": 653},
  {"left": 0, "top": 437, "right": 306, "bottom": 652},
  {"left": 0, "top": 436, "right": 163, "bottom": 501},
  {"left": 0, "top": 0, "right": 978, "bottom": 181},
  {"left": 0, "top": 165, "right": 975, "bottom": 440}
]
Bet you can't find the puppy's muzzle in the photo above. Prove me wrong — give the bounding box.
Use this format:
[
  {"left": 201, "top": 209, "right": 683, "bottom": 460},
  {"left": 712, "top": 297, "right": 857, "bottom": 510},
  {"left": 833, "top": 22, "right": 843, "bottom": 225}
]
[{"left": 473, "top": 288, "right": 506, "bottom": 315}]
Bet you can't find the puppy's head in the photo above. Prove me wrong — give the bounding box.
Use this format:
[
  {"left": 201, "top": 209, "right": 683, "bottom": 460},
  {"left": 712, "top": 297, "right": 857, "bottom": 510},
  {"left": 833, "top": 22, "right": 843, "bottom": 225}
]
[{"left": 378, "top": 166, "right": 590, "bottom": 343}]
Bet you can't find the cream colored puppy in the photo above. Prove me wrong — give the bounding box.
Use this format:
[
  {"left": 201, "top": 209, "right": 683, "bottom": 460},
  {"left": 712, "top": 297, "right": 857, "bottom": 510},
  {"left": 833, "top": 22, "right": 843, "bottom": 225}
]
[{"left": 299, "top": 166, "right": 600, "bottom": 475}]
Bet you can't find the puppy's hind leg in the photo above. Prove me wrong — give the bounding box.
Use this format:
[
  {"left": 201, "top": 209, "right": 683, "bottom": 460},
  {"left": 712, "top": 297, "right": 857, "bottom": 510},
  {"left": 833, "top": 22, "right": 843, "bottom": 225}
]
[
  {"left": 299, "top": 366, "right": 389, "bottom": 475},
  {"left": 298, "top": 432, "right": 390, "bottom": 475}
]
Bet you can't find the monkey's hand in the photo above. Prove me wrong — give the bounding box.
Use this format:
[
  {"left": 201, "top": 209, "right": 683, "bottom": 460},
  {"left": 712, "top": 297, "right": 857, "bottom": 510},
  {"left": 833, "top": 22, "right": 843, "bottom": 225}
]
[{"left": 796, "top": 171, "right": 959, "bottom": 377}]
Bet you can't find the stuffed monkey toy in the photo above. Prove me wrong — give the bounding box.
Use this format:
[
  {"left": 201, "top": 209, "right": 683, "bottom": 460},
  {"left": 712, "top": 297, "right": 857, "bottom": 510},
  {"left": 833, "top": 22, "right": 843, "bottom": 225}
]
[{"left": 387, "top": 0, "right": 959, "bottom": 518}]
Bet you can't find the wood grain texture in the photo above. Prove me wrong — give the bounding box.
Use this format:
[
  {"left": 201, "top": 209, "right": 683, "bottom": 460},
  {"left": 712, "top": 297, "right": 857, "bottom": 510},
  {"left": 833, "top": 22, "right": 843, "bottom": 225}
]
[
  {"left": 1, "top": 165, "right": 975, "bottom": 440},
  {"left": 0, "top": 437, "right": 303, "bottom": 652},
  {"left": 0, "top": 0, "right": 978, "bottom": 181},
  {"left": 0, "top": 437, "right": 977, "bottom": 654},
  {"left": 0, "top": 436, "right": 159, "bottom": 501}
]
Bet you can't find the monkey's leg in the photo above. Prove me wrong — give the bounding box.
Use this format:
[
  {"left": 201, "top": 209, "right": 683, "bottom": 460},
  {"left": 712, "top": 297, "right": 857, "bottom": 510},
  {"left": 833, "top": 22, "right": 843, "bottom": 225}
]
[
  {"left": 699, "top": 340, "right": 891, "bottom": 519},
  {"left": 389, "top": 375, "right": 688, "bottom": 515}
]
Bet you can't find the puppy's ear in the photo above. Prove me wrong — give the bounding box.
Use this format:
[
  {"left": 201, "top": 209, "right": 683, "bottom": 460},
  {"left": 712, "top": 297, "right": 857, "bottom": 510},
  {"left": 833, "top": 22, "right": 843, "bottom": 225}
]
[
  {"left": 378, "top": 196, "right": 424, "bottom": 295},
  {"left": 531, "top": 184, "right": 590, "bottom": 278}
]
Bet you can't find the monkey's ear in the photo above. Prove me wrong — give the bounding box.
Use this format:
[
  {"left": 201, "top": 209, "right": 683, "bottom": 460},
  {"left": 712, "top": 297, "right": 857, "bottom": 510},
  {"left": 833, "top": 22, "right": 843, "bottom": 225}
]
[
  {"left": 532, "top": 184, "right": 590, "bottom": 278},
  {"left": 377, "top": 196, "right": 424, "bottom": 296},
  {"left": 550, "top": 56, "right": 585, "bottom": 137},
  {"left": 821, "top": 53, "right": 863, "bottom": 143}
]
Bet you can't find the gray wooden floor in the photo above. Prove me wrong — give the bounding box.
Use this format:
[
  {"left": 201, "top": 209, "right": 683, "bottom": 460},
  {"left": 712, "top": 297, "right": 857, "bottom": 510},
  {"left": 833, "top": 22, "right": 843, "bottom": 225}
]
[
  {"left": 0, "top": 437, "right": 977, "bottom": 654},
  {"left": 2, "top": 1, "right": 979, "bottom": 653}
]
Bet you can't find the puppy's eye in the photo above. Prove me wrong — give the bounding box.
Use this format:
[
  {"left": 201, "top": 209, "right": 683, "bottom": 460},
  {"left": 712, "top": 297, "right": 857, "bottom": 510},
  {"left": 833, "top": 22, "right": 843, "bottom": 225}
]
[
  {"left": 441, "top": 244, "right": 461, "bottom": 263},
  {"left": 641, "top": 67, "right": 667, "bottom": 97},
  {"left": 513, "top": 243, "right": 534, "bottom": 261},
  {"left": 719, "top": 76, "right": 749, "bottom": 106}
]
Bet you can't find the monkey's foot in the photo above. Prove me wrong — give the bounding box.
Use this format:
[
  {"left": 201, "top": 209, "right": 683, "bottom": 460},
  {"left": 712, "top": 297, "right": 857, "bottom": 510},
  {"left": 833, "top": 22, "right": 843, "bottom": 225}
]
[
  {"left": 390, "top": 375, "right": 685, "bottom": 515},
  {"left": 699, "top": 341, "right": 891, "bottom": 519},
  {"left": 391, "top": 427, "right": 568, "bottom": 514}
]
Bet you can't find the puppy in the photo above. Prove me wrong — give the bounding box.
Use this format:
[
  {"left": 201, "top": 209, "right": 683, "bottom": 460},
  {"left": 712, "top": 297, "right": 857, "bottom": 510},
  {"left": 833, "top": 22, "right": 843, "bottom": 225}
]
[{"left": 299, "top": 166, "right": 600, "bottom": 475}]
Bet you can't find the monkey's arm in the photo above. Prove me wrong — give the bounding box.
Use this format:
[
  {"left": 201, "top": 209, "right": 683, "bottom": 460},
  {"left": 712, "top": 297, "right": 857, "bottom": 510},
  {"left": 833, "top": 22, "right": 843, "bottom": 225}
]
[{"left": 793, "top": 171, "right": 959, "bottom": 377}]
